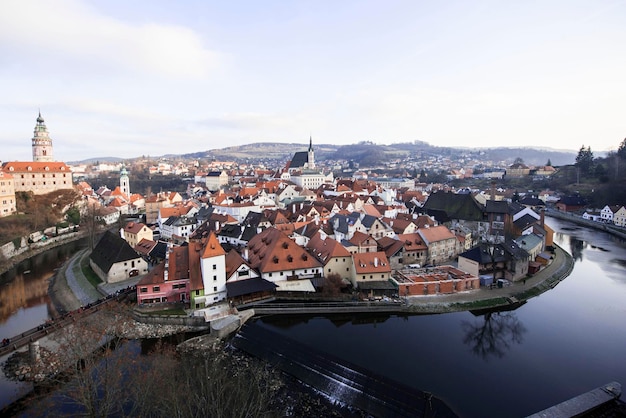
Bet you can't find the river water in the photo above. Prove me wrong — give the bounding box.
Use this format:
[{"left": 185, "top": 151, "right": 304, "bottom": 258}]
[
  {"left": 257, "top": 217, "right": 626, "bottom": 417},
  {"left": 0, "top": 238, "right": 87, "bottom": 410},
  {"left": 1, "top": 221, "right": 626, "bottom": 416}
]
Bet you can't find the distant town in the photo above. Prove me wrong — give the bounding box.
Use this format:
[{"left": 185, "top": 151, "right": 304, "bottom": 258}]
[{"left": 1, "top": 112, "right": 625, "bottom": 315}]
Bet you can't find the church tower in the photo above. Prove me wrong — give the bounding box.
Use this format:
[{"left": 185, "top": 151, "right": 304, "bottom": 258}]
[
  {"left": 32, "top": 112, "right": 54, "bottom": 162},
  {"left": 120, "top": 166, "right": 130, "bottom": 198},
  {"left": 307, "top": 136, "right": 315, "bottom": 169}
]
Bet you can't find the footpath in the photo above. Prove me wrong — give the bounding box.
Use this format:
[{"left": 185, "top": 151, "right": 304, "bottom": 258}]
[{"left": 49, "top": 249, "right": 142, "bottom": 314}]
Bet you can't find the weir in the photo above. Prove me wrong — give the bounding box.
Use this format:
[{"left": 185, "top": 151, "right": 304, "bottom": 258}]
[{"left": 232, "top": 322, "right": 457, "bottom": 418}]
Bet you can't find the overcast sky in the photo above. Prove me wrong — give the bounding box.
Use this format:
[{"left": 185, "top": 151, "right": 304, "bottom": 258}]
[{"left": 1, "top": 0, "right": 625, "bottom": 162}]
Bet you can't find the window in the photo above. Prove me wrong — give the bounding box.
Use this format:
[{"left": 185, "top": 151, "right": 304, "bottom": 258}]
[
  {"left": 213, "top": 286, "right": 217, "bottom": 292},
  {"left": 140, "top": 287, "right": 147, "bottom": 293},
  {"left": 195, "top": 290, "right": 200, "bottom": 296},
  {"left": 212, "top": 264, "right": 217, "bottom": 269},
  {"left": 213, "top": 275, "right": 217, "bottom": 281},
  {"left": 153, "top": 286, "right": 160, "bottom": 292}
]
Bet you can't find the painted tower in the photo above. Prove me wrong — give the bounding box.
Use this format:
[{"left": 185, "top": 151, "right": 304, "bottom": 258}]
[
  {"left": 32, "top": 112, "right": 54, "bottom": 162},
  {"left": 120, "top": 166, "right": 130, "bottom": 198},
  {"left": 307, "top": 135, "right": 315, "bottom": 169}
]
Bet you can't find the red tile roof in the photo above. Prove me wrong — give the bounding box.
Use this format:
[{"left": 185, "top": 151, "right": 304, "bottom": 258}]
[
  {"left": 247, "top": 227, "right": 322, "bottom": 273},
  {"left": 353, "top": 252, "right": 391, "bottom": 274}
]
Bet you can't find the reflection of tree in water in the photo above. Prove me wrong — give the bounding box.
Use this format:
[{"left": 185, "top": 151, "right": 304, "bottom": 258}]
[
  {"left": 462, "top": 312, "right": 527, "bottom": 360},
  {"left": 569, "top": 236, "right": 585, "bottom": 262}
]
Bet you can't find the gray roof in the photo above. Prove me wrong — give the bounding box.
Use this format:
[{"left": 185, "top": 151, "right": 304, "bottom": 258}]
[{"left": 90, "top": 231, "right": 142, "bottom": 274}]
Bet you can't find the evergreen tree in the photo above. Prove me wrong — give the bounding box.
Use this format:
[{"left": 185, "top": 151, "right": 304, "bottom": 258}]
[
  {"left": 618, "top": 137, "right": 626, "bottom": 160},
  {"left": 575, "top": 145, "right": 594, "bottom": 175},
  {"left": 546, "top": 159, "right": 552, "bottom": 166}
]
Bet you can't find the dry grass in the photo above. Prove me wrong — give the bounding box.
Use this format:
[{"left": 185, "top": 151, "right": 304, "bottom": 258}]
[{"left": 0, "top": 190, "right": 81, "bottom": 246}]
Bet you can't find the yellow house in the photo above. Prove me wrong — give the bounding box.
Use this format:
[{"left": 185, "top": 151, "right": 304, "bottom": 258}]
[{"left": 613, "top": 206, "right": 626, "bottom": 227}]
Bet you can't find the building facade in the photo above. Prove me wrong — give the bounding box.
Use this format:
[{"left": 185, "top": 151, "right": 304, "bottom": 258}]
[{"left": 0, "top": 171, "right": 16, "bottom": 217}]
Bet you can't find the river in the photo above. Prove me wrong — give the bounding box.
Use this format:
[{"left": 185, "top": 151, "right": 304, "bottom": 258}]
[
  {"left": 0, "top": 238, "right": 87, "bottom": 410},
  {"left": 1, "top": 220, "right": 626, "bottom": 416},
  {"left": 256, "top": 217, "right": 626, "bottom": 417}
]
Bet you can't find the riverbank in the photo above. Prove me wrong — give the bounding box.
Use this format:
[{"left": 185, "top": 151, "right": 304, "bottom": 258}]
[
  {"left": 0, "top": 230, "right": 89, "bottom": 278},
  {"left": 546, "top": 209, "right": 626, "bottom": 240}
]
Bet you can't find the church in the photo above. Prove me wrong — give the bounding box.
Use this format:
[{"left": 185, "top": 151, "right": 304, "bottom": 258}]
[
  {"left": 286, "top": 137, "right": 333, "bottom": 190},
  {"left": 1, "top": 112, "right": 73, "bottom": 196}
]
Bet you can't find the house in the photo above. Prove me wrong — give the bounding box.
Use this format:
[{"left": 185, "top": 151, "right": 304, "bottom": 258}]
[
  {"left": 582, "top": 209, "right": 603, "bottom": 222},
  {"left": 417, "top": 225, "right": 458, "bottom": 265},
  {"left": 121, "top": 221, "right": 153, "bottom": 247},
  {"left": 225, "top": 250, "right": 277, "bottom": 305},
  {"left": 506, "top": 163, "right": 531, "bottom": 177},
  {"left": 515, "top": 233, "right": 543, "bottom": 261},
  {"left": 306, "top": 232, "right": 353, "bottom": 282},
  {"left": 246, "top": 227, "right": 323, "bottom": 285},
  {"left": 600, "top": 205, "right": 622, "bottom": 223},
  {"left": 556, "top": 195, "right": 587, "bottom": 213},
  {"left": 0, "top": 170, "right": 16, "bottom": 217},
  {"left": 134, "top": 238, "right": 168, "bottom": 267},
  {"left": 136, "top": 245, "right": 190, "bottom": 304},
  {"left": 457, "top": 243, "right": 509, "bottom": 286},
  {"left": 351, "top": 252, "right": 394, "bottom": 295},
  {"left": 383, "top": 216, "right": 418, "bottom": 235},
  {"left": 376, "top": 236, "right": 405, "bottom": 270},
  {"left": 421, "top": 192, "right": 485, "bottom": 224},
  {"left": 348, "top": 231, "right": 378, "bottom": 254},
  {"left": 95, "top": 206, "right": 120, "bottom": 225},
  {"left": 613, "top": 206, "right": 626, "bottom": 227},
  {"left": 396, "top": 233, "right": 429, "bottom": 267},
  {"left": 205, "top": 170, "right": 229, "bottom": 191},
  {"left": 90, "top": 231, "right": 148, "bottom": 283},
  {"left": 458, "top": 240, "right": 530, "bottom": 284}
]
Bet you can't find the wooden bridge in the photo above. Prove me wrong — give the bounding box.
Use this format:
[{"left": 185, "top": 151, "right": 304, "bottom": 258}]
[{"left": 0, "top": 287, "right": 134, "bottom": 358}]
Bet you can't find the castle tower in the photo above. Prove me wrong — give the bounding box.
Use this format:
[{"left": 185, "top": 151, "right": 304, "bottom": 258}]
[
  {"left": 307, "top": 135, "right": 315, "bottom": 169},
  {"left": 120, "top": 166, "right": 130, "bottom": 198},
  {"left": 32, "top": 112, "right": 54, "bottom": 162}
]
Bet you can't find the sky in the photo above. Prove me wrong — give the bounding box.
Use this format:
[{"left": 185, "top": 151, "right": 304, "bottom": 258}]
[{"left": 1, "top": 0, "right": 625, "bottom": 162}]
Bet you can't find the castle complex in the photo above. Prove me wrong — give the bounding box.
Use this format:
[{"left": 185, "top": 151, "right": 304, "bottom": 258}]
[{"left": 1, "top": 113, "right": 73, "bottom": 213}]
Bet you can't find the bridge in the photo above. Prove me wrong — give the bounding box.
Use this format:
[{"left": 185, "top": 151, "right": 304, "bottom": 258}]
[{"left": 0, "top": 287, "right": 134, "bottom": 358}]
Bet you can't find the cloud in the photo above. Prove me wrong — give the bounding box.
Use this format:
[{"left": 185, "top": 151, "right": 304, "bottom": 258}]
[{"left": 0, "top": 0, "right": 218, "bottom": 79}]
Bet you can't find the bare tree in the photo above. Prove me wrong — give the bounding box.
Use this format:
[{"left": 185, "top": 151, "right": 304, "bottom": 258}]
[{"left": 461, "top": 311, "right": 527, "bottom": 360}]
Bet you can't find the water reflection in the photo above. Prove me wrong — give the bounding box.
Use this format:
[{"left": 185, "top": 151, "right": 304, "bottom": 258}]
[
  {"left": 569, "top": 236, "right": 585, "bottom": 262},
  {"left": 461, "top": 311, "right": 527, "bottom": 360}
]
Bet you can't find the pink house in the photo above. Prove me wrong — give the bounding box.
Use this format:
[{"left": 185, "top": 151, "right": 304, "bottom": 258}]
[{"left": 137, "top": 245, "right": 190, "bottom": 304}]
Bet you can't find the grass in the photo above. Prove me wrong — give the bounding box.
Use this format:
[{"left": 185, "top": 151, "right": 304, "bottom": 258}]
[{"left": 79, "top": 251, "right": 102, "bottom": 287}]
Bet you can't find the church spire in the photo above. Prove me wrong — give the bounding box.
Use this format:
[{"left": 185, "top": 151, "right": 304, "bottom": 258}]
[{"left": 307, "top": 135, "right": 315, "bottom": 169}]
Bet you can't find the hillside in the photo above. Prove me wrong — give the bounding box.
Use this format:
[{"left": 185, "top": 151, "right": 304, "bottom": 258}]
[{"left": 178, "top": 141, "right": 575, "bottom": 167}]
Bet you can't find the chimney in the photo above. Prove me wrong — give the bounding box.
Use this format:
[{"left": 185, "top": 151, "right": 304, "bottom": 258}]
[
  {"left": 540, "top": 208, "right": 545, "bottom": 227},
  {"left": 491, "top": 181, "right": 496, "bottom": 201},
  {"left": 374, "top": 257, "right": 378, "bottom": 267},
  {"left": 243, "top": 248, "right": 249, "bottom": 261}
]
